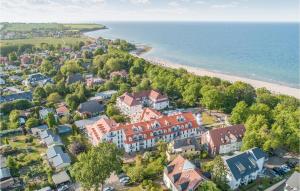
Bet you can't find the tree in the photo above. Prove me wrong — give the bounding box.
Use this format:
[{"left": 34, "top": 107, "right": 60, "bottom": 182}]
[
  {"left": 211, "top": 156, "right": 229, "bottom": 189},
  {"left": 106, "top": 104, "right": 120, "bottom": 117},
  {"left": 105, "top": 58, "right": 123, "bottom": 72},
  {"left": 198, "top": 181, "right": 220, "bottom": 191},
  {"left": 201, "top": 87, "right": 223, "bottom": 110},
  {"left": 94, "top": 48, "right": 104, "bottom": 56},
  {"left": 46, "top": 113, "right": 56, "bottom": 129},
  {"left": 229, "top": 101, "right": 249, "bottom": 124},
  {"left": 225, "top": 81, "right": 256, "bottom": 111},
  {"left": 33, "top": 87, "right": 46, "bottom": 100},
  {"left": 25, "top": 118, "right": 39, "bottom": 129},
  {"left": 9, "top": 110, "right": 20, "bottom": 129},
  {"left": 47, "top": 92, "right": 61, "bottom": 103},
  {"left": 182, "top": 83, "right": 201, "bottom": 106},
  {"left": 71, "top": 142, "right": 123, "bottom": 190},
  {"left": 60, "top": 60, "right": 82, "bottom": 75},
  {"left": 40, "top": 59, "right": 55, "bottom": 75},
  {"left": 8, "top": 52, "right": 17, "bottom": 61},
  {"left": 242, "top": 115, "right": 270, "bottom": 151},
  {"left": 69, "top": 141, "right": 87, "bottom": 156}
]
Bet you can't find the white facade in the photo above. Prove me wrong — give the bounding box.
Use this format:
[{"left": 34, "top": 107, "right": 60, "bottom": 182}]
[{"left": 219, "top": 141, "right": 243, "bottom": 154}]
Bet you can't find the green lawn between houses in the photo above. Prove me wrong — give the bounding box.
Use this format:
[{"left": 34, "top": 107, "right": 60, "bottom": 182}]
[{"left": 0, "top": 36, "right": 91, "bottom": 47}]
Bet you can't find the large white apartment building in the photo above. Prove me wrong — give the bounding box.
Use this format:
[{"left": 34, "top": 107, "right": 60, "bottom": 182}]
[{"left": 86, "top": 111, "right": 202, "bottom": 153}]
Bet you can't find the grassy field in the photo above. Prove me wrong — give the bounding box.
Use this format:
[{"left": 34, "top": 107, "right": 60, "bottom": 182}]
[
  {"left": 0, "top": 36, "right": 91, "bottom": 47},
  {"left": 0, "top": 22, "right": 105, "bottom": 32},
  {"left": 202, "top": 112, "right": 217, "bottom": 125}
]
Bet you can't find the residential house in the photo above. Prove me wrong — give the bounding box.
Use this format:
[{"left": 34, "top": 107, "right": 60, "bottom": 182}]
[
  {"left": 51, "top": 153, "right": 71, "bottom": 170},
  {"left": 46, "top": 145, "right": 71, "bottom": 170},
  {"left": 24, "top": 73, "right": 52, "bottom": 87},
  {"left": 56, "top": 103, "right": 70, "bottom": 117},
  {"left": 110, "top": 70, "right": 128, "bottom": 79},
  {"left": 166, "top": 137, "right": 201, "bottom": 161},
  {"left": 86, "top": 112, "right": 202, "bottom": 153},
  {"left": 0, "top": 155, "right": 14, "bottom": 190},
  {"left": 9, "top": 75, "right": 23, "bottom": 82},
  {"left": 0, "top": 78, "right": 5, "bottom": 85},
  {"left": 31, "top": 124, "right": 48, "bottom": 136},
  {"left": 0, "top": 57, "right": 8, "bottom": 64},
  {"left": 74, "top": 115, "right": 107, "bottom": 129},
  {"left": 284, "top": 172, "right": 300, "bottom": 191},
  {"left": 201, "top": 124, "right": 246, "bottom": 156},
  {"left": 39, "top": 108, "right": 57, "bottom": 120},
  {"left": 94, "top": 90, "right": 118, "bottom": 100},
  {"left": 222, "top": 147, "right": 267, "bottom": 190},
  {"left": 77, "top": 100, "right": 104, "bottom": 117},
  {"left": 52, "top": 171, "right": 71, "bottom": 187},
  {"left": 163, "top": 155, "right": 206, "bottom": 191},
  {"left": 40, "top": 130, "right": 63, "bottom": 147},
  {"left": 86, "top": 77, "right": 105, "bottom": 87},
  {"left": 0, "top": 91, "right": 32, "bottom": 103},
  {"left": 66, "top": 73, "right": 83, "bottom": 85},
  {"left": 116, "top": 90, "right": 169, "bottom": 117},
  {"left": 138, "top": 108, "right": 162, "bottom": 122},
  {"left": 20, "top": 55, "right": 31, "bottom": 65}
]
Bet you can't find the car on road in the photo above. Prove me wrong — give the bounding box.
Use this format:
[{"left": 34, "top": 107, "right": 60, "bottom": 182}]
[{"left": 104, "top": 186, "right": 115, "bottom": 191}]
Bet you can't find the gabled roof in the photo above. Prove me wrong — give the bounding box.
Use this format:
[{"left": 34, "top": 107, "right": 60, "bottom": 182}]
[
  {"left": 250, "top": 147, "right": 267, "bottom": 160},
  {"left": 52, "top": 153, "right": 71, "bottom": 168},
  {"left": 0, "top": 167, "right": 11, "bottom": 180},
  {"left": 223, "top": 148, "right": 266, "bottom": 180},
  {"left": 77, "top": 100, "right": 104, "bottom": 114},
  {"left": 46, "top": 145, "right": 64, "bottom": 159},
  {"left": 66, "top": 73, "right": 83, "bottom": 84},
  {"left": 43, "top": 134, "right": 62, "bottom": 146},
  {"left": 40, "top": 129, "right": 54, "bottom": 139},
  {"left": 207, "top": 124, "right": 245, "bottom": 153},
  {"left": 173, "top": 137, "right": 201, "bottom": 150},
  {"left": 52, "top": 171, "right": 71, "bottom": 185},
  {"left": 0, "top": 91, "right": 32, "bottom": 103},
  {"left": 165, "top": 155, "right": 206, "bottom": 191}
]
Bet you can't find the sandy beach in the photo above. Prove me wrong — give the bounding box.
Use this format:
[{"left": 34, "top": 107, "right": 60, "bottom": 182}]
[{"left": 135, "top": 54, "right": 300, "bottom": 99}]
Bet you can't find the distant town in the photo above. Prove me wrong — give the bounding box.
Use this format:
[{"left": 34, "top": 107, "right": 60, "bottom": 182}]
[{"left": 0, "top": 23, "right": 299, "bottom": 191}]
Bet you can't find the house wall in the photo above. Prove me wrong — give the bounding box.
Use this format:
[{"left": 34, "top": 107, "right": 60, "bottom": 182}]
[
  {"left": 219, "top": 141, "right": 243, "bottom": 154},
  {"left": 163, "top": 172, "right": 179, "bottom": 191}
]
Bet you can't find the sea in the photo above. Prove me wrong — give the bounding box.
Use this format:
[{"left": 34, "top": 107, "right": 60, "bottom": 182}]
[{"left": 85, "top": 22, "right": 300, "bottom": 88}]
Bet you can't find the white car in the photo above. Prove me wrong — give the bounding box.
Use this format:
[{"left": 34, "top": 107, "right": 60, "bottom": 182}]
[{"left": 103, "top": 186, "right": 114, "bottom": 191}]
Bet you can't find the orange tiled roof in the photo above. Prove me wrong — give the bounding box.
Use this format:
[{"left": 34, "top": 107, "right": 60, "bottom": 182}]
[{"left": 165, "top": 155, "right": 206, "bottom": 191}]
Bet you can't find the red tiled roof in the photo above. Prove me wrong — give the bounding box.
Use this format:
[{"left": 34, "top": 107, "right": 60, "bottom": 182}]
[
  {"left": 208, "top": 124, "right": 245, "bottom": 152},
  {"left": 121, "top": 112, "right": 198, "bottom": 144},
  {"left": 56, "top": 103, "right": 69, "bottom": 114},
  {"left": 165, "top": 155, "right": 206, "bottom": 191},
  {"left": 118, "top": 90, "right": 168, "bottom": 107},
  {"left": 139, "top": 107, "right": 162, "bottom": 121}
]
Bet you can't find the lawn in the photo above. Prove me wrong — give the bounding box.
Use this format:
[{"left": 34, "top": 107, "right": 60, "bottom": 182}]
[
  {"left": 0, "top": 36, "right": 91, "bottom": 47},
  {"left": 201, "top": 112, "right": 217, "bottom": 125},
  {"left": 6, "top": 135, "right": 53, "bottom": 190},
  {"left": 127, "top": 182, "right": 164, "bottom": 191},
  {"left": 1, "top": 23, "right": 105, "bottom": 32}
]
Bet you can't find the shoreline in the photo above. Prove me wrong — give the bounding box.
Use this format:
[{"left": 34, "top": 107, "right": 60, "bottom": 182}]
[{"left": 133, "top": 51, "right": 300, "bottom": 99}]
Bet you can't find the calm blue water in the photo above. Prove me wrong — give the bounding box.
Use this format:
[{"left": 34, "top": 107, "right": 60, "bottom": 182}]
[{"left": 86, "top": 22, "right": 299, "bottom": 88}]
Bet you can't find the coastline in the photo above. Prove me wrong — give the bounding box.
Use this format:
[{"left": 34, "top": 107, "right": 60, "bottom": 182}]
[{"left": 133, "top": 51, "right": 300, "bottom": 99}]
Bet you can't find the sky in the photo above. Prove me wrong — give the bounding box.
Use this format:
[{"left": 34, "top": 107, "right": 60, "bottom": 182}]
[{"left": 0, "top": 0, "right": 299, "bottom": 23}]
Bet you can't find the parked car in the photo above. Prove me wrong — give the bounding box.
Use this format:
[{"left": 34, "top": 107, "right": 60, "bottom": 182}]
[
  {"left": 286, "top": 161, "right": 297, "bottom": 168},
  {"left": 103, "top": 186, "right": 114, "bottom": 191},
  {"left": 280, "top": 164, "right": 291, "bottom": 173},
  {"left": 120, "top": 176, "right": 130, "bottom": 185},
  {"left": 272, "top": 167, "right": 284, "bottom": 176},
  {"left": 57, "top": 185, "right": 69, "bottom": 191},
  {"left": 269, "top": 169, "right": 279, "bottom": 177}
]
